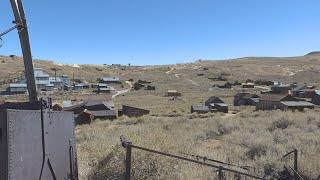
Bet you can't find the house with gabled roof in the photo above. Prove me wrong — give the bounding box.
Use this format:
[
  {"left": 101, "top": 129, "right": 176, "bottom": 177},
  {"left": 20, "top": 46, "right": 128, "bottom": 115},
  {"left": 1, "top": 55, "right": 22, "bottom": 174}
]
[
  {"left": 234, "top": 93, "right": 260, "bottom": 106},
  {"left": 256, "top": 94, "right": 314, "bottom": 111},
  {"left": 205, "top": 96, "right": 228, "bottom": 113}
]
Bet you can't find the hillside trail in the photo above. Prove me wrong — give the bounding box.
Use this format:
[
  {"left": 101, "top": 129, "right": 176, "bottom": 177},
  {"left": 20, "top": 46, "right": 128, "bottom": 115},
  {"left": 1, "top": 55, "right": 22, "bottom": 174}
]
[
  {"left": 166, "top": 66, "right": 200, "bottom": 87},
  {"left": 112, "top": 81, "right": 133, "bottom": 99}
]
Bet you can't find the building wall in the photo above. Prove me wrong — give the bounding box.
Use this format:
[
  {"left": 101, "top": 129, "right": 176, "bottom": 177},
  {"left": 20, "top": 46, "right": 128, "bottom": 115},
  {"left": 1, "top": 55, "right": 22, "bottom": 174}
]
[
  {"left": 256, "top": 101, "right": 282, "bottom": 111},
  {"left": 122, "top": 105, "right": 150, "bottom": 117},
  {"left": 312, "top": 94, "right": 320, "bottom": 105}
]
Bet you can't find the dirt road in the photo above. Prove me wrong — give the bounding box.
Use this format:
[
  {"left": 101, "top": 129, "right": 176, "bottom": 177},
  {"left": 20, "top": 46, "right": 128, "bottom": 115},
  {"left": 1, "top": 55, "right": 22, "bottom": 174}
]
[{"left": 112, "top": 81, "right": 133, "bottom": 99}]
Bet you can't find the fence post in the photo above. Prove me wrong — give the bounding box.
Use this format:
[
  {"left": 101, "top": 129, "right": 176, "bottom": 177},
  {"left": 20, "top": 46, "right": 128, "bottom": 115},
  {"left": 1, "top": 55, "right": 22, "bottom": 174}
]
[
  {"left": 125, "top": 142, "right": 132, "bottom": 180},
  {"left": 294, "top": 149, "right": 298, "bottom": 180},
  {"left": 218, "top": 166, "right": 224, "bottom": 180}
]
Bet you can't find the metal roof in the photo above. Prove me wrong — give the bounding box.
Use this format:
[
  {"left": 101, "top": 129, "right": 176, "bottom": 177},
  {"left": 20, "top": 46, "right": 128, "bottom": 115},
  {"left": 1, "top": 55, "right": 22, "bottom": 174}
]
[
  {"left": 206, "top": 96, "right": 224, "bottom": 104},
  {"left": 9, "top": 83, "right": 27, "bottom": 88},
  {"left": 98, "top": 83, "right": 108, "bottom": 87},
  {"left": 292, "top": 85, "right": 307, "bottom": 91},
  {"left": 35, "top": 80, "right": 50, "bottom": 85},
  {"left": 90, "top": 110, "right": 117, "bottom": 117},
  {"left": 102, "top": 77, "right": 120, "bottom": 81},
  {"left": 191, "top": 105, "right": 210, "bottom": 111},
  {"left": 215, "top": 103, "right": 228, "bottom": 107},
  {"left": 259, "top": 94, "right": 292, "bottom": 101},
  {"left": 281, "top": 101, "right": 314, "bottom": 107}
]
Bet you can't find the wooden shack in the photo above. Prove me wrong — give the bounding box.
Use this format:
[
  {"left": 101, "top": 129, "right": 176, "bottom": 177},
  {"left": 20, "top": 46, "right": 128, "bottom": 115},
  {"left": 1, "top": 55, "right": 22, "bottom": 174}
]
[
  {"left": 256, "top": 94, "right": 300, "bottom": 111},
  {"left": 145, "top": 85, "right": 156, "bottom": 90},
  {"left": 271, "top": 85, "right": 291, "bottom": 94},
  {"left": 242, "top": 83, "right": 255, "bottom": 88},
  {"left": 234, "top": 93, "right": 260, "bottom": 106},
  {"left": 122, "top": 105, "right": 150, "bottom": 117},
  {"left": 280, "top": 101, "right": 314, "bottom": 112},
  {"left": 205, "top": 96, "right": 228, "bottom": 113},
  {"left": 167, "top": 90, "right": 181, "bottom": 97},
  {"left": 218, "top": 82, "right": 232, "bottom": 89},
  {"left": 63, "top": 99, "right": 116, "bottom": 121},
  {"left": 133, "top": 82, "right": 144, "bottom": 90},
  {"left": 7, "top": 83, "right": 27, "bottom": 94},
  {"left": 191, "top": 105, "right": 210, "bottom": 114}
]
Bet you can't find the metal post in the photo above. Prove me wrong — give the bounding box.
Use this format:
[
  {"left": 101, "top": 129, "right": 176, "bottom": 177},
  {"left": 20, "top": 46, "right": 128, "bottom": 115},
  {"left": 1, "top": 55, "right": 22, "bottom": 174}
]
[
  {"left": 218, "top": 166, "right": 223, "bottom": 180},
  {"left": 294, "top": 149, "right": 298, "bottom": 180},
  {"left": 125, "top": 142, "right": 132, "bottom": 180},
  {"left": 10, "top": 0, "right": 37, "bottom": 102}
]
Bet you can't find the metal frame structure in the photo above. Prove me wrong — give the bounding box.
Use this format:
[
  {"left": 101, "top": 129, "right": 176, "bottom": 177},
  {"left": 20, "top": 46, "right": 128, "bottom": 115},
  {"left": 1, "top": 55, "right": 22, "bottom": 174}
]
[
  {"left": 9, "top": 0, "right": 37, "bottom": 102},
  {"left": 0, "top": 1, "right": 79, "bottom": 179}
]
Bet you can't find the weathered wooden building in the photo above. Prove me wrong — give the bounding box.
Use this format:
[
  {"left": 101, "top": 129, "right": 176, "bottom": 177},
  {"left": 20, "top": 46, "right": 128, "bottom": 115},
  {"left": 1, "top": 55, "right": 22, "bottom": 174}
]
[
  {"left": 234, "top": 93, "right": 260, "bottom": 106},
  {"left": 133, "top": 82, "right": 145, "bottom": 90},
  {"left": 291, "top": 85, "right": 315, "bottom": 98},
  {"left": 218, "top": 82, "right": 232, "bottom": 89},
  {"left": 145, "top": 85, "right": 155, "bottom": 90},
  {"left": 7, "top": 83, "right": 27, "bottom": 94},
  {"left": 100, "top": 77, "right": 121, "bottom": 84},
  {"left": 242, "top": 83, "right": 255, "bottom": 88},
  {"left": 280, "top": 101, "right": 314, "bottom": 111},
  {"left": 256, "top": 94, "right": 313, "bottom": 111},
  {"left": 256, "top": 94, "right": 295, "bottom": 111},
  {"left": 63, "top": 99, "right": 117, "bottom": 121},
  {"left": 205, "top": 96, "right": 228, "bottom": 113},
  {"left": 121, "top": 105, "right": 150, "bottom": 117},
  {"left": 271, "top": 85, "right": 291, "bottom": 94},
  {"left": 167, "top": 90, "right": 181, "bottom": 97}
]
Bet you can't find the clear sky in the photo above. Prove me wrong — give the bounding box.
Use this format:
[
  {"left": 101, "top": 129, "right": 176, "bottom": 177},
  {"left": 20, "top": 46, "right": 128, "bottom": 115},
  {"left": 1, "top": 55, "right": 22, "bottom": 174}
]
[{"left": 0, "top": 0, "right": 320, "bottom": 65}]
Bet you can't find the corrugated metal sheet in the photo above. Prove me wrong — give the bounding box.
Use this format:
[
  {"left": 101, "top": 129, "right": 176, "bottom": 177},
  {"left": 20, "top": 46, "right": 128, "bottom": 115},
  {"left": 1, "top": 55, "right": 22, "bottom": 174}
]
[
  {"left": 191, "top": 105, "right": 210, "bottom": 111},
  {"left": 9, "top": 83, "right": 27, "bottom": 88},
  {"left": 281, "top": 101, "right": 314, "bottom": 107}
]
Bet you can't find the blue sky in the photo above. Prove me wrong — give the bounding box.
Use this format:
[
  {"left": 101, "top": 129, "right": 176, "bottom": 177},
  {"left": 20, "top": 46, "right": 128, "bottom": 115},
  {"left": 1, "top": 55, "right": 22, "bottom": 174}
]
[{"left": 0, "top": 0, "right": 320, "bottom": 65}]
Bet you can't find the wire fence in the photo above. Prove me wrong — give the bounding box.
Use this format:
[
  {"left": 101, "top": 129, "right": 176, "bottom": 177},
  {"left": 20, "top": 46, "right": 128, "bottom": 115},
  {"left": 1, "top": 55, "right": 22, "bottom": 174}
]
[
  {"left": 119, "top": 136, "right": 307, "bottom": 180},
  {"left": 120, "top": 136, "right": 269, "bottom": 180}
]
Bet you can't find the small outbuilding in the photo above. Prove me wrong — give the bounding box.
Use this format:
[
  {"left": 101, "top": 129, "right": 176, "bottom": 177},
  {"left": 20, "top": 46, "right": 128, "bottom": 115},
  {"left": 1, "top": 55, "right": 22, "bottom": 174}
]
[
  {"left": 242, "top": 83, "right": 255, "bottom": 88},
  {"left": 205, "top": 96, "right": 228, "bottom": 113},
  {"left": 167, "top": 90, "right": 181, "bottom": 97},
  {"left": 7, "top": 83, "right": 27, "bottom": 94},
  {"left": 234, "top": 93, "right": 260, "bottom": 106},
  {"left": 121, "top": 105, "right": 150, "bottom": 117},
  {"left": 145, "top": 85, "right": 155, "bottom": 90},
  {"left": 100, "top": 77, "right": 121, "bottom": 84},
  {"left": 133, "top": 82, "right": 145, "bottom": 90},
  {"left": 271, "top": 85, "right": 291, "bottom": 94},
  {"left": 280, "top": 101, "right": 314, "bottom": 112}
]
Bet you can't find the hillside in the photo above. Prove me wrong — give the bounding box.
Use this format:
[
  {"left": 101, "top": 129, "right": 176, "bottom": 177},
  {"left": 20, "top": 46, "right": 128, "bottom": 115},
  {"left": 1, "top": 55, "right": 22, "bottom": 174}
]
[{"left": 0, "top": 54, "right": 320, "bottom": 179}]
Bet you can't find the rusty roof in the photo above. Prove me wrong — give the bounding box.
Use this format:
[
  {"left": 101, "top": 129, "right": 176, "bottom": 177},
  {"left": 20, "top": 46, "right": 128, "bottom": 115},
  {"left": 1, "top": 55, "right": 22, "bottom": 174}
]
[
  {"left": 235, "top": 93, "right": 260, "bottom": 99},
  {"left": 90, "top": 110, "right": 117, "bottom": 117},
  {"left": 259, "top": 94, "right": 294, "bottom": 102}
]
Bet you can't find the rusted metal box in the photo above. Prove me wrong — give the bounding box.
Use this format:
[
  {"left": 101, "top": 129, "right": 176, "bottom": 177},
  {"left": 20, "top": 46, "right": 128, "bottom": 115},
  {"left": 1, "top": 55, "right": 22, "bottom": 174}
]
[{"left": 0, "top": 102, "right": 78, "bottom": 180}]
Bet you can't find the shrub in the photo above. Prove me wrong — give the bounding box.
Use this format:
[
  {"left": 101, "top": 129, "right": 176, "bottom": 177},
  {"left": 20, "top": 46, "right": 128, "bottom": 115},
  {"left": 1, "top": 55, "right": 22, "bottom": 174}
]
[
  {"left": 268, "top": 117, "right": 293, "bottom": 131},
  {"left": 246, "top": 144, "right": 268, "bottom": 160}
]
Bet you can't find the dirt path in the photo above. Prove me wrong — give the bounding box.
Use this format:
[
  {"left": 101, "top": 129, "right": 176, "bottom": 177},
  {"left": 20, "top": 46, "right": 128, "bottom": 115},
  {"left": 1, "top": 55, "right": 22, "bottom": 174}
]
[
  {"left": 112, "top": 81, "right": 133, "bottom": 99},
  {"left": 166, "top": 66, "right": 200, "bottom": 87},
  {"left": 186, "top": 79, "right": 200, "bottom": 86},
  {"left": 166, "top": 67, "right": 174, "bottom": 74}
]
